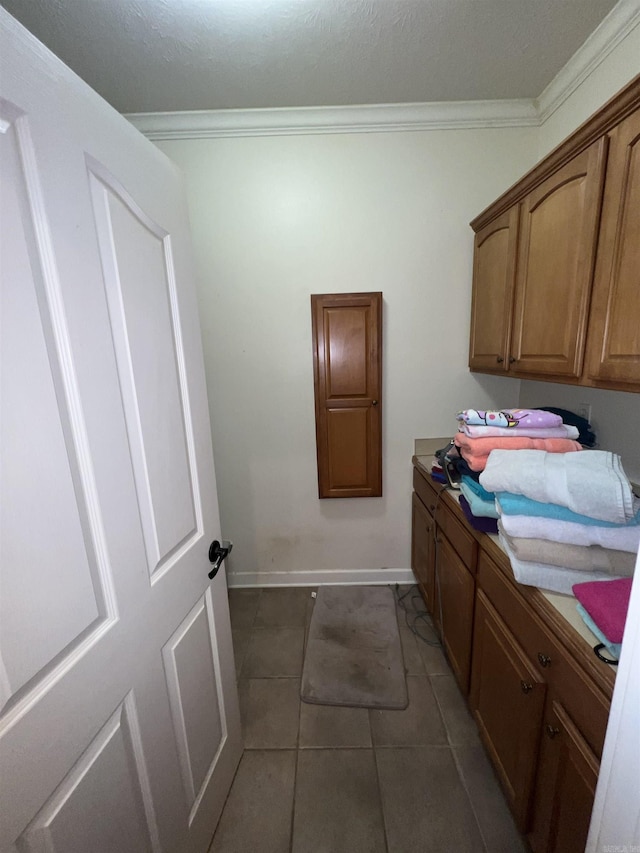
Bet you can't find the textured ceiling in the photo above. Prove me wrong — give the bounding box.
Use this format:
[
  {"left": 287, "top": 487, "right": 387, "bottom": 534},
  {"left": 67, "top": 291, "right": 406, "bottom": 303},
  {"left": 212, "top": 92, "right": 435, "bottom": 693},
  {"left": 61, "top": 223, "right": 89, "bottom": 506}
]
[{"left": 1, "top": 0, "right": 619, "bottom": 113}]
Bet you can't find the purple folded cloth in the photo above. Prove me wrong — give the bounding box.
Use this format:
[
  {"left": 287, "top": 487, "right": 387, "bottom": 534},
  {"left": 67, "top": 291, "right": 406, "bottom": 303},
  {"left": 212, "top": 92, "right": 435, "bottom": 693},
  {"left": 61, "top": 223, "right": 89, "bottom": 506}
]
[
  {"left": 572, "top": 577, "right": 633, "bottom": 644},
  {"left": 459, "top": 495, "right": 499, "bottom": 534}
]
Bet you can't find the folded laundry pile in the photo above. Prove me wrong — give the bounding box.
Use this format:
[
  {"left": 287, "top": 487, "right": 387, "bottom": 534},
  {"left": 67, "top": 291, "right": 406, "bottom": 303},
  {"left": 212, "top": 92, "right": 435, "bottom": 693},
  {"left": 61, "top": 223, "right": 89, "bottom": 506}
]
[
  {"left": 480, "top": 449, "right": 640, "bottom": 595},
  {"left": 573, "top": 577, "right": 634, "bottom": 661},
  {"left": 454, "top": 408, "right": 581, "bottom": 472}
]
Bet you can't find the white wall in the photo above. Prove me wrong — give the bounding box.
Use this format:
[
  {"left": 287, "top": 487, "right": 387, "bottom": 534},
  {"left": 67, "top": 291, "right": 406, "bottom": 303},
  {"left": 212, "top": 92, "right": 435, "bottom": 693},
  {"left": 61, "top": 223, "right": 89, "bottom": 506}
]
[
  {"left": 159, "top": 128, "right": 534, "bottom": 585},
  {"left": 519, "top": 18, "right": 640, "bottom": 485}
]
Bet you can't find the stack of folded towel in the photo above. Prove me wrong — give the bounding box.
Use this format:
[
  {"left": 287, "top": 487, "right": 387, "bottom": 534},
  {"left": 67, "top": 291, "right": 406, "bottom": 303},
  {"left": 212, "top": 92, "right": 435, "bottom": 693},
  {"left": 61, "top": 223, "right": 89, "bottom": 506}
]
[
  {"left": 480, "top": 449, "right": 640, "bottom": 595},
  {"left": 454, "top": 408, "right": 581, "bottom": 472}
]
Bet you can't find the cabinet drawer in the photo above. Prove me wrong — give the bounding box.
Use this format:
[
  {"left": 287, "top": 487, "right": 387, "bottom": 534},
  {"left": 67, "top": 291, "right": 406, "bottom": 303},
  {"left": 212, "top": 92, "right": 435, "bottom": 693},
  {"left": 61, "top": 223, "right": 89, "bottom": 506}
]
[
  {"left": 412, "top": 467, "right": 440, "bottom": 516},
  {"left": 437, "top": 501, "right": 478, "bottom": 571},
  {"left": 477, "top": 551, "right": 610, "bottom": 757}
]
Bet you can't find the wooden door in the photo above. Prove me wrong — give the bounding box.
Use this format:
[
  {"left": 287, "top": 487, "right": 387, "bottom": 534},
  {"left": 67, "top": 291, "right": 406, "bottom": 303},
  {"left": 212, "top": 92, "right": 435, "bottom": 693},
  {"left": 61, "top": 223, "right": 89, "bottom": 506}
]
[
  {"left": 469, "top": 206, "right": 519, "bottom": 372},
  {"left": 585, "top": 108, "right": 640, "bottom": 387},
  {"left": 311, "top": 292, "right": 382, "bottom": 498},
  {"left": 0, "top": 13, "right": 241, "bottom": 853},
  {"left": 470, "top": 591, "right": 545, "bottom": 831},
  {"left": 528, "top": 699, "right": 599, "bottom": 853},
  {"left": 511, "top": 138, "right": 607, "bottom": 378},
  {"left": 435, "top": 535, "right": 475, "bottom": 692},
  {"left": 411, "top": 493, "right": 435, "bottom": 614}
]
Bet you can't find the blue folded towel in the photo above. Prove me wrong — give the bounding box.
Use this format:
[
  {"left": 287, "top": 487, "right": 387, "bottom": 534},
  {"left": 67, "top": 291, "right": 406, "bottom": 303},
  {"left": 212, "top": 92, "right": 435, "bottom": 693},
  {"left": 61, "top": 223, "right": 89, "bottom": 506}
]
[
  {"left": 461, "top": 475, "right": 495, "bottom": 503},
  {"left": 497, "top": 492, "right": 640, "bottom": 528},
  {"left": 576, "top": 603, "right": 621, "bottom": 660}
]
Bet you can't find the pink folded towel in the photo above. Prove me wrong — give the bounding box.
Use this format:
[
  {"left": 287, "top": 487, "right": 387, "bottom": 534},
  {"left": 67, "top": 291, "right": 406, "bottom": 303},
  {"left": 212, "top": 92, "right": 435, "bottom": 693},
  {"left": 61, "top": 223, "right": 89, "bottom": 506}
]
[
  {"left": 572, "top": 577, "right": 634, "bottom": 644},
  {"left": 454, "top": 433, "right": 582, "bottom": 462}
]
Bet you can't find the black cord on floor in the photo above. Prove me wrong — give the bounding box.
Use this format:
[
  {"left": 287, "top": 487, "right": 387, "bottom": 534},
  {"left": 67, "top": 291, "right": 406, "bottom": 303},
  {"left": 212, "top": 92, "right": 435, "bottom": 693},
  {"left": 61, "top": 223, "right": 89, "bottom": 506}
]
[{"left": 394, "top": 583, "right": 441, "bottom": 647}]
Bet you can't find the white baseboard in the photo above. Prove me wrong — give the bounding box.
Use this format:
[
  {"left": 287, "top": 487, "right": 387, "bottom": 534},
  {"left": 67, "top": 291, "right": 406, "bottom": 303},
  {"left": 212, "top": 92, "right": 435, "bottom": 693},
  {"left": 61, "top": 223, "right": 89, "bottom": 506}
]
[{"left": 226, "top": 567, "right": 415, "bottom": 588}]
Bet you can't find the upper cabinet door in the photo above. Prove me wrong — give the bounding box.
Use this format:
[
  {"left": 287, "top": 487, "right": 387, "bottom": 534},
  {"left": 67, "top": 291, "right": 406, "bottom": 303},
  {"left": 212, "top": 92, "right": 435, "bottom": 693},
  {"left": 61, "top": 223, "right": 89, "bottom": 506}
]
[
  {"left": 311, "top": 292, "right": 382, "bottom": 498},
  {"left": 585, "top": 110, "right": 640, "bottom": 387},
  {"left": 511, "top": 139, "right": 608, "bottom": 378},
  {"left": 469, "top": 206, "right": 519, "bottom": 372}
]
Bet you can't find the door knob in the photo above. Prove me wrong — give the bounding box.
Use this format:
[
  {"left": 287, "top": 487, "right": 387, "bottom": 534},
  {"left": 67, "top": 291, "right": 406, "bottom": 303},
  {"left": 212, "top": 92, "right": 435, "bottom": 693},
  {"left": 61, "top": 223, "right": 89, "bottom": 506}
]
[{"left": 208, "top": 539, "right": 233, "bottom": 579}]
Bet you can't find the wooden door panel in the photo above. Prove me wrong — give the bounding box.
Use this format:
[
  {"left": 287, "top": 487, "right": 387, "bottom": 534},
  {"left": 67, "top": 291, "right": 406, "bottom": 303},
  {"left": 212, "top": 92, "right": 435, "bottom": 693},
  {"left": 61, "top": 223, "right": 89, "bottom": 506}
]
[
  {"left": 436, "top": 536, "right": 475, "bottom": 692},
  {"left": 469, "top": 206, "right": 519, "bottom": 371},
  {"left": 312, "top": 292, "right": 382, "bottom": 498},
  {"left": 528, "top": 700, "right": 599, "bottom": 853},
  {"left": 586, "top": 110, "right": 640, "bottom": 385},
  {"left": 470, "top": 591, "right": 545, "bottom": 830},
  {"left": 411, "top": 493, "right": 435, "bottom": 613},
  {"left": 325, "top": 308, "right": 371, "bottom": 397},
  {"left": 512, "top": 139, "right": 607, "bottom": 377},
  {"left": 326, "top": 408, "right": 371, "bottom": 488}
]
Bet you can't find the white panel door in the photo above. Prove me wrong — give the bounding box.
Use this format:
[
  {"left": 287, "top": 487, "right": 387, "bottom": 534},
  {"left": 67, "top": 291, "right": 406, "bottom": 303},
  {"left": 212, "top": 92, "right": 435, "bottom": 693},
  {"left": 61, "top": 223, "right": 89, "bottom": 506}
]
[{"left": 0, "top": 10, "right": 242, "bottom": 853}]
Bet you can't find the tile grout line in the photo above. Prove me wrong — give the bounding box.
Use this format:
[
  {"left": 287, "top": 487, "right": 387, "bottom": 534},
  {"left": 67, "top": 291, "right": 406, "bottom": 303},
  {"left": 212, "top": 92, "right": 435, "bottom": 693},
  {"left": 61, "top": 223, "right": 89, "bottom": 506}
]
[
  {"left": 372, "top": 746, "right": 391, "bottom": 853},
  {"left": 449, "top": 745, "right": 492, "bottom": 853}
]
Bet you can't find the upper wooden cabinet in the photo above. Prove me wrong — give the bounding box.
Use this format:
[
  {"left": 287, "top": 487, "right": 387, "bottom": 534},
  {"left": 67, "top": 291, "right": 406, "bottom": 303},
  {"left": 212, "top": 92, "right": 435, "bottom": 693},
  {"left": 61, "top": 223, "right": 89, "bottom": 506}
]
[
  {"left": 468, "top": 206, "right": 519, "bottom": 372},
  {"left": 311, "top": 292, "right": 382, "bottom": 498},
  {"left": 511, "top": 139, "right": 607, "bottom": 378},
  {"left": 469, "top": 73, "right": 640, "bottom": 391},
  {"left": 584, "top": 108, "right": 640, "bottom": 386}
]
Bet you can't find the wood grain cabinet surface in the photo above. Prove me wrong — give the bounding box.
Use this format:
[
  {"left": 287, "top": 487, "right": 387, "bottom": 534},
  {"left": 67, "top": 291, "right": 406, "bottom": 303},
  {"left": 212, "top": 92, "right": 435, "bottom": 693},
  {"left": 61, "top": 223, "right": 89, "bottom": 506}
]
[
  {"left": 468, "top": 206, "right": 519, "bottom": 372},
  {"left": 528, "top": 699, "right": 599, "bottom": 853},
  {"left": 411, "top": 460, "right": 614, "bottom": 851},
  {"left": 585, "top": 108, "right": 640, "bottom": 387},
  {"left": 511, "top": 139, "right": 607, "bottom": 378},
  {"left": 311, "top": 292, "right": 382, "bottom": 498},
  {"left": 469, "top": 73, "right": 640, "bottom": 391},
  {"left": 470, "top": 590, "right": 546, "bottom": 831}
]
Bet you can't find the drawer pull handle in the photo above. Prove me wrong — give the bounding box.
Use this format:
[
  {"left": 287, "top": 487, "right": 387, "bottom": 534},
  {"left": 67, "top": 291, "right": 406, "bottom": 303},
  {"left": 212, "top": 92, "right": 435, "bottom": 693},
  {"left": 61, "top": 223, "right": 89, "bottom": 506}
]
[
  {"left": 537, "top": 653, "right": 552, "bottom": 667},
  {"left": 545, "top": 724, "right": 561, "bottom": 739},
  {"left": 520, "top": 681, "right": 534, "bottom": 694}
]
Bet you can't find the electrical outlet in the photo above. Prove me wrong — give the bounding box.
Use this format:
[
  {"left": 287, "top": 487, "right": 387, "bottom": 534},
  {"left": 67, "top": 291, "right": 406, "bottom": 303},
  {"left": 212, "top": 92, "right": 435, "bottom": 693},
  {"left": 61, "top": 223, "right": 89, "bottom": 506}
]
[{"left": 577, "top": 402, "right": 592, "bottom": 423}]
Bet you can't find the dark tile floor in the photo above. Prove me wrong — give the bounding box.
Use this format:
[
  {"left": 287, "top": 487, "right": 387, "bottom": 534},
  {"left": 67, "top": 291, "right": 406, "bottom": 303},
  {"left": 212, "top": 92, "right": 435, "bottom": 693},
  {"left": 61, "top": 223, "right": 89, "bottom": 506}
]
[{"left": 210, "top": 586, "right": 528, "bottom": 853}]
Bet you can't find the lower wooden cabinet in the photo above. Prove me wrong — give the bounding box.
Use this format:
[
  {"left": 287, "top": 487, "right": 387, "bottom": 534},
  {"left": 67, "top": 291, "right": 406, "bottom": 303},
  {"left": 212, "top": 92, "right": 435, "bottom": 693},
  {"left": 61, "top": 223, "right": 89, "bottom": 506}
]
[
  {"left": 470, "top": 590, "right": 546, "bottom": 830},
  {"left": 436, "top": 534, "right": 475, "bottom": 693},
  {"left": 528, "top": 699, "right": 599, "bottom": 853},
  {"left": 410, "top": 461, "right": 613, "bottom": 853},
  {"left": 411, "top": 492, "right": 435, "bottom": 614}
]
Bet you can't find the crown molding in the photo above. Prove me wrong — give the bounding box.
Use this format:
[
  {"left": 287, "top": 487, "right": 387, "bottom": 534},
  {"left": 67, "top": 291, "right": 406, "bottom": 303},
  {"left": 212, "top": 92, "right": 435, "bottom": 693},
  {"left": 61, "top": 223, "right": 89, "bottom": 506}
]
[
  {"left": 536, "top": 0, "right": 640, "bottom": 124},
  {"left": 125, "top": 1, "right": 639, "bottom": 142},
  {"left": 124, "top": 99, "right": 538, "bottom": 140}
]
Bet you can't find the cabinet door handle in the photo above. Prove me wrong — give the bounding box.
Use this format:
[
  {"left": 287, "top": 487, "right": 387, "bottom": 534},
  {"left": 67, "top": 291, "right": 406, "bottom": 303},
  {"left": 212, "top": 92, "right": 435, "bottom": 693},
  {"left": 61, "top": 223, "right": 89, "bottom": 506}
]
[
  {"left": 372, "top": 400, "right": 378, "bottom": 406},
  {"left": 537, "top": 653, "right": 552, "bottom": 668},
  {"left": 520, "top": 680, "right": 534, "bottom": 694},
  {"left": 496, "top": 356, "right": 504, "bottom": 363},
  {"left": 545, "top": 724, "right": 561, "bottom": 739},
  {"left": 509, "top": 356, "right": 517, "bottom": 364}
]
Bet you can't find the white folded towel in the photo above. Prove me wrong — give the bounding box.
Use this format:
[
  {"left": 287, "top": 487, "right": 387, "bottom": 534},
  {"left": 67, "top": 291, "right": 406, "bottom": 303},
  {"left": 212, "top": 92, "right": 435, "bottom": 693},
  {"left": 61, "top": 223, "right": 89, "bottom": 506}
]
[
  {"left": 498, "top": 511, "right": 640, "bottom": 554},
  {"left": 498, "top": 532, "right": 622, "bottom": 595},
  {"left": 481, "top": 450, "right": 635, "bottom": 525}
]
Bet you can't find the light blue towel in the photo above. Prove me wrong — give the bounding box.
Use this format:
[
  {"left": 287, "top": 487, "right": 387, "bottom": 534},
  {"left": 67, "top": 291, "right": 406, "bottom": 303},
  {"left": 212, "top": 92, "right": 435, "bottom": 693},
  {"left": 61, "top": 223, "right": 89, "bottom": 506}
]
[
  {"left": 497, "top": 492, "right": 640, "bottom": 528},
  {"left": 460, "top": 482, "right": 499, "bottom": 519},
  {"left": 576, "top": 603, "right": 621, "bottom": 660},
  {"left": 461, "top": 475, "right": 496, "bottom": 503}
]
